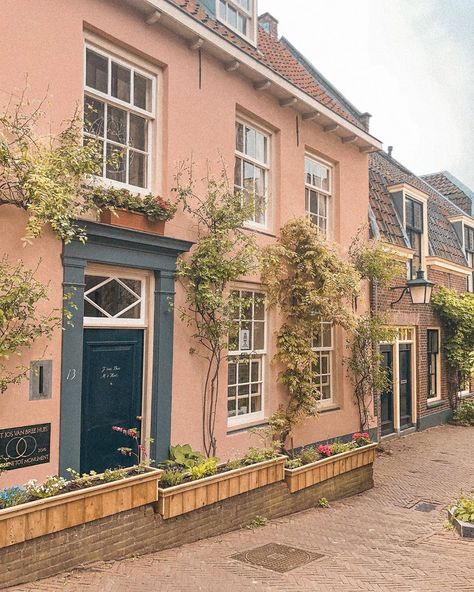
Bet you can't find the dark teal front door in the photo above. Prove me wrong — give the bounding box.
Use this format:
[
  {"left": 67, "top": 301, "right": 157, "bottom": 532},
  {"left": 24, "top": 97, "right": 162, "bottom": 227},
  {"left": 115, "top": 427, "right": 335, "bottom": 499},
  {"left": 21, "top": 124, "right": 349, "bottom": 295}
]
[{"left": 81, "top": 329, "right": 144, "bottom": 473}]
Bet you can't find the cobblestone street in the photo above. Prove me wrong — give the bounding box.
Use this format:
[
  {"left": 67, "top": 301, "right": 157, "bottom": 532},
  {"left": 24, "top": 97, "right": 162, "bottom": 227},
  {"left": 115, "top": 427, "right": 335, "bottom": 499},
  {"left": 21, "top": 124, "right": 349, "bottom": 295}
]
[{"left": 9, "top": 425, "right": 474, "bottom": 592}]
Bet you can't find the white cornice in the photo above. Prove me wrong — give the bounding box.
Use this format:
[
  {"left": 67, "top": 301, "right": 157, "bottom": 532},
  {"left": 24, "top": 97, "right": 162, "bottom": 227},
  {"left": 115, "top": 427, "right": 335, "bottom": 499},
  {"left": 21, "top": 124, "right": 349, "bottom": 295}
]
[
  {"left": 388, "top": 183, "right": 428, "bottom": 203},
  {"left": 123, "top": 0, "right": 383, "bottom": 150},
  {"left": 425, "top": 256, "right": 470, "bottom": 277}
]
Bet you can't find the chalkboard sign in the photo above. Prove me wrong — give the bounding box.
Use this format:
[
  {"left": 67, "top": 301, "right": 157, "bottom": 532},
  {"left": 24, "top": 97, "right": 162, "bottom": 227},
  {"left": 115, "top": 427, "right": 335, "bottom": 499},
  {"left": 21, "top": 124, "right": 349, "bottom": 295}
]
[{"left": 0, "top": 423, "right": 51, "bottom": 470}]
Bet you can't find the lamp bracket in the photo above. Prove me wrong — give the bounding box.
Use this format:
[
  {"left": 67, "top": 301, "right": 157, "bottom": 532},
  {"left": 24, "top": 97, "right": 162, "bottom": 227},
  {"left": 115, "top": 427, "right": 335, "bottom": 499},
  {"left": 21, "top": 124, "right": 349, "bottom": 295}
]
[{"left": 389, "top": 286, "right": 409, "bottom": 307}]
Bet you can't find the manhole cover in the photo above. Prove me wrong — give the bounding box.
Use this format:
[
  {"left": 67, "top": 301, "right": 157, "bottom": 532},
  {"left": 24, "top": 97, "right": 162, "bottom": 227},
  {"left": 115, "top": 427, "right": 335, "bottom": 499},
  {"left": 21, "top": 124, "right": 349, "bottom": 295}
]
[
  {"left": 232, "top": 543, "right": 324, "bottom": 573},
  {"left": 413, "top": 501, "right": 439, "bottom": 512}
]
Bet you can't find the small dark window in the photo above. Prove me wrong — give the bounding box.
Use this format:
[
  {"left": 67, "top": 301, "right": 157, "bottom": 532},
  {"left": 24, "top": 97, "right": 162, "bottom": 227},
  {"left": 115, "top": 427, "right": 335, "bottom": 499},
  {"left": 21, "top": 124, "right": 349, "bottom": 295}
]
[{"left": 406, "top": 198, "right": 423, "bottom": 278}]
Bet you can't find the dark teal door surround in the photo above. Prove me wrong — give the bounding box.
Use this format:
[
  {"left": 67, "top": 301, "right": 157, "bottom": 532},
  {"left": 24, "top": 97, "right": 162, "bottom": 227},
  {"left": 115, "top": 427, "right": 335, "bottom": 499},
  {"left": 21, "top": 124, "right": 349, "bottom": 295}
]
[
  {"left": 81, "top": 329, "right": 144, "bottom": 474},
  {"left": 59, "top": 221, "right": 192, "bottom": 476}
]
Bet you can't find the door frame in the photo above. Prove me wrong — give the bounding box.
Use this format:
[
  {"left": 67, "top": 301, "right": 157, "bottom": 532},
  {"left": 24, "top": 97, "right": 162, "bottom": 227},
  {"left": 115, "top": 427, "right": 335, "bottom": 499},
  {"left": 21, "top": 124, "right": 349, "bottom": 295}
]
[
  {"left": 379, "top": 344, "right": 395, "bottom": 436},
  {"left": 380, "top": 326, "right": 417, "bottom": 435},
  {"left": 59, "top": 221, "right": 193, "bottom": 475}
]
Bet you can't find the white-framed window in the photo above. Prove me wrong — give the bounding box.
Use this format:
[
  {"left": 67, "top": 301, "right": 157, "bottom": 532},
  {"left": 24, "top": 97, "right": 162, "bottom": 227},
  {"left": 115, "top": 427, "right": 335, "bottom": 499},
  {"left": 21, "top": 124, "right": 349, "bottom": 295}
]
[
  {"left": 464, "top": 225, "right": 474, "bottom": 292},
  {"left": 405, "top": 197, "right": 424, "bottom": 279},
  {"left": 84, "top": 45, "right": 156, "bottom": 190},
  {"left": 305, "top": 156, "right": 331, "bottom": 236},
  {"left": 83, "top": 272, "right": 146, "bottom": 326},
  {"left": 227, "top": 290, "right": 266, "bottom": 425},
  {"left": 234, "top": 121, "right": 270, "bottom": 229},
  {"left": 218, "top": 0, "right": 253, "bottom": 39},
  {"left": 427, "top": 329, "right": 441, "bottom": 401},
  {"left": 311, "top": 319, "right": 334, "bottom": 404}
]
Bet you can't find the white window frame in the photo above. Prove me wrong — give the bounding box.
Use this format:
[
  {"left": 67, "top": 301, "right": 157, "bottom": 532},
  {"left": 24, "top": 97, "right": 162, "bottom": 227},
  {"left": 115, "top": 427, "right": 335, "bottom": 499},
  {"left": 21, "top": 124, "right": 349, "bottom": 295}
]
[
  {"left": 305, "top": 155, "right": 332, "bottom": 237},
  {"left": 403, "top": 193, "right": 428, "bottom": 279},
  {"left": 311, "top": 320, "right": 334, "bottom": 406},
  {"left": 427, "top": 328, "right": 441, "bottom": 402},
  {"left": 217, "top": 0, "right": 257, "bottom": 43},
  {"left": 83, "top": 43, "right": 157, "bottom": 193},
  {"left": 227, "top": 289, "right": 266, "bottom": 427},
  {"left": 83, "top": 268, "right": 149, "bottom": 328},
  {"left": 235, "top": 119, "right": 271, "bottom": 231},
  {"left": 463, "top": 224, "right": 474, "bottom": 293}
]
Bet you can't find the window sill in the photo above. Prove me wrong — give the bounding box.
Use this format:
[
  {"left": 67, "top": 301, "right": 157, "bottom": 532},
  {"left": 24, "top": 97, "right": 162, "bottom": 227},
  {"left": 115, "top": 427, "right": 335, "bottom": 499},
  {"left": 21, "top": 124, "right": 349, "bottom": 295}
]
[
  {"left": 227, "top": 418, "right": 268, "bottom": 434},
  {"left": 427, "top": 399, "right": 444, "bottom": 409},
  {"left": 243, "top": 225, "right": 276, "bottom": 239},
  {"left": 318, "top": 404, "right": 340, "bottom": 414}
]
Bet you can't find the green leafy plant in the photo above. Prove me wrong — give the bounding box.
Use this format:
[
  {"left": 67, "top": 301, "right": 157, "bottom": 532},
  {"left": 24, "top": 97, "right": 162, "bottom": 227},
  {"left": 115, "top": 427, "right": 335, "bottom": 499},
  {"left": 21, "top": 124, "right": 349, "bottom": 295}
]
[
  {"left": 432, "top": 288, "right": 474, "bottom": 409},
  {"left": 285, "top": 458, "right": 303, "bottom": 469},
  {"left": 261, "top": 217, "right": 360, "bottom": 450},
  {"left": 0, "top": 258, "right": 61, "bottom": 394},
  {"left": 349, "top": 231, "right": 404, "bottom": 288},
  {"left": 159, "top": 469, "right": 185, "bottom": 488},
  {"left": 318, "top": 497, "right": 330, "bottom": 508},
  {"left": 225, "top": 459, "right": 242, "bottom": 471},
  {"left": 242, "top": 447, "right": 277, "bottom": 465},
  {"left": 246, "top": 515, "right": 268, "bottom": 529},
  {"left": 162, "top": 444, "right": 205, "bottom": 469},
  {"left": 453, "top": 399, "right": 474, "bottom": 426},
  {"left": 298, "top": 446, "right": 320, "bottom": 465},
  {"left": 188, "top": 458, "right": 218, "bottom": 481},
  {"left": 0, "top": 486, "right": 27, "bottom": 509},
  {"left": 453, "top": 494, "right": 474, "bottom": 523},
  {"left": 175, "top": 165, "right": 257, "bottom": 457},
  {"left": 330, "top": 441, "right": 357, "bottom": 455}
]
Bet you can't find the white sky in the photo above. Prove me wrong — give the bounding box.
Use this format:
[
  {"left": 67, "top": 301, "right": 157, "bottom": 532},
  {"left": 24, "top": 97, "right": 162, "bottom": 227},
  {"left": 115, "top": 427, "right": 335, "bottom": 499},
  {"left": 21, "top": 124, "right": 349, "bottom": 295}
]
[{"left": 258, "top": 0, "right": 474, "bottom": 189}]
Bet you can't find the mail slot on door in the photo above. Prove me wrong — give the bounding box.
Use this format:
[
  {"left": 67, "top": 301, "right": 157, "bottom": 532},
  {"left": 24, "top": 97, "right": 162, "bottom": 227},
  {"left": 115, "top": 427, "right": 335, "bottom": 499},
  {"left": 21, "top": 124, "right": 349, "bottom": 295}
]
[{"left": 400, "top": 380, "right": 407, "bottom": 384}]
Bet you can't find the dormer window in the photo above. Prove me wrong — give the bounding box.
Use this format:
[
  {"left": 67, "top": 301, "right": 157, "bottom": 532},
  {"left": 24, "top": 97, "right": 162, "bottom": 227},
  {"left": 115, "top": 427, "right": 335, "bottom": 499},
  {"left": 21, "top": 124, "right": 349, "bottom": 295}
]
[
  {"left": 218, "top": 0, "right": 254, "bottom": 41},
  {"left": 464, "top": 225, "right": 474, "bottom": 292},
  {"left": 405, "top": 197, "right": 424, "bottom": 278}
]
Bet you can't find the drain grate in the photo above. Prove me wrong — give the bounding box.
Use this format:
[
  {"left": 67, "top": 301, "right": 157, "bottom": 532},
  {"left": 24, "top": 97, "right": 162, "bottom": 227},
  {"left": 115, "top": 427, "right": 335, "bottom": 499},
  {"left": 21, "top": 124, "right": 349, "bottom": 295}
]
[
  {"left": 405, "top": 499, "right": 440, "bottom": 512},
  {"left": 232, "top": 543, "right": 324, "bottom": 573}
]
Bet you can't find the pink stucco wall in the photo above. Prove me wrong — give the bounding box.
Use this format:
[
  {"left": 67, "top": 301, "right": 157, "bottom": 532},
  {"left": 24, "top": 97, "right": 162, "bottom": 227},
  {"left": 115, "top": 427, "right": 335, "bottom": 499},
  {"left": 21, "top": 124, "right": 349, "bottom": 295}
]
[{"left": 0, "top": 0, "right": 372, "bottom": 486}]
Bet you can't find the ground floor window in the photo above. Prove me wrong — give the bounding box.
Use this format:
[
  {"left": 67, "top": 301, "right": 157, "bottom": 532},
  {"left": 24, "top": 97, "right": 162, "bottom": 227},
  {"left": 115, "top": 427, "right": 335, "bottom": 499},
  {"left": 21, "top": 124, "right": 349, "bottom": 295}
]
[
  {"left": 227, "top": 290, "right": 266, "bottom": 425},
  {"left": 427, "top": 329, "right": 440, "bottom": 401}
]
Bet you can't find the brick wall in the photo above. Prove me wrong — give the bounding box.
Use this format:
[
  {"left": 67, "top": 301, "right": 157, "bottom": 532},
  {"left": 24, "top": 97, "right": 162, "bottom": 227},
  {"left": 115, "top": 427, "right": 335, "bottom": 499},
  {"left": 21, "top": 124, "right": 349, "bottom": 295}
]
[
  {"left": 373, "top": 266, "right": 468, "bottom": 430},
  {"left": 0, "top": 465, "right": 373, "bottom": 589}
]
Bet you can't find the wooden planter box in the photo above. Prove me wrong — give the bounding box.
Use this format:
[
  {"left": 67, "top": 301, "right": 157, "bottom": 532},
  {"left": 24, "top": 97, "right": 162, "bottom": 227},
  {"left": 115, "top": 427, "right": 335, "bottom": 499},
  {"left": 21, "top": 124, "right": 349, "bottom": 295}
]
[
  {"left": 285, "top": 443, "right": 377, "bottom": 494},
  {"left": 100, "top": 209, "right": 166, "bottom": 235},
  {"left": 0, "top": 468, "right": 162, "bottom": 549},
  {"left": 158, "top": 456, "right": 287, "bottom": 519},
  {"left": 448, "top": 507, "right": 474, "bottom": 539}
]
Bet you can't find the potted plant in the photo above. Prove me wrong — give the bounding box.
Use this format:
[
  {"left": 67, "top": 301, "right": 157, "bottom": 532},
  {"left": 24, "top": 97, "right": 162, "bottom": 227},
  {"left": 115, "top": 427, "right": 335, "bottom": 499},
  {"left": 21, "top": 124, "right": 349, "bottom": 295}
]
[
  {"left": 157, "top": 445, "right": 287, "bottom": 519},
  {"left": 448, "top": 493, "right": 474, "bottom": 538},
  {"left": 284, "top": 433, "right": 377, "bottom": 494},
  {"left": 91, "top": 187, "right": 176, "bottom": 235}
]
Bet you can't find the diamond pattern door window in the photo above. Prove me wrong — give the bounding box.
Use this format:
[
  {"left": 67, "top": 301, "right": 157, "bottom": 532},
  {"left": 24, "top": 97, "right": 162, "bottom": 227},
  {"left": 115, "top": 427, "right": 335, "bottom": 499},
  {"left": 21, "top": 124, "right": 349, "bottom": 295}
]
[{"left": 84, "top": 275, "right": 143, "bottom": 320}]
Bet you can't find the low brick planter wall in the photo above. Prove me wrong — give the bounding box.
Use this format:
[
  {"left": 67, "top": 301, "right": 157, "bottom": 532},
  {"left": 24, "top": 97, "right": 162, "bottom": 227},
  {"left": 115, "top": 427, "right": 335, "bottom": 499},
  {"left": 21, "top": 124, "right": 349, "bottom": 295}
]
[
  {"left": 0, "top": 464, "right": 374, "bottom": 588},
  {"left": 448, "top": 507, "right": 474, "bottom": 539}
]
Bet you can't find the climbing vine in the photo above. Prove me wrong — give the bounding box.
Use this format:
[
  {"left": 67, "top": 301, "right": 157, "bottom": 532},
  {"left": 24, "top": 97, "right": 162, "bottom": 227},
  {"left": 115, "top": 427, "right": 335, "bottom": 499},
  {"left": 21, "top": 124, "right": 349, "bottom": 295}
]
[
  {"left": 431, "top": 287, "right": 474, "bottom": 408},
  {"left": 175, "top": 166, "right": 257, "bottom": 457},
  {"left": 261, "top": 217, "right": 360, "bottom": 451}
]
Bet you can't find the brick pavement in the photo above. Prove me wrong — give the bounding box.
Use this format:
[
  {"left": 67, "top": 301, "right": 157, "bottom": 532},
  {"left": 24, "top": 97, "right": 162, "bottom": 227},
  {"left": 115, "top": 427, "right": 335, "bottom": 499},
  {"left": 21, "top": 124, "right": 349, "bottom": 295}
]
[{"left": 8, "top": 425, "right": 474, "bottom": 592}]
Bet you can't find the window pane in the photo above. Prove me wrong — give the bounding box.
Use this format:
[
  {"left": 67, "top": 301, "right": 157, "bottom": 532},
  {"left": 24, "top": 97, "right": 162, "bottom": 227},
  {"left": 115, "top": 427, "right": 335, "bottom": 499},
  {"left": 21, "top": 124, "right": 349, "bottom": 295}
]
[
  {"left": 243, "top": 161, "right": 255, "bottom": 192},
  {"left": 111, "top": 62, "right": 131, "bottom": 103},
  {"left": 245, "top": 126, "right": 256, "bottom": 158},
  {"left": 255, "top": 131, "right": 266, "bottom": 163},
  {"left": 107, "top": 106, "right": 127, "bottom": 144},
  {"left": 234, "top": 157, "right": 242, "bottom": 187},
  {"left": 228, "top": 5, "right": 237, "bottom": 27},
  {"left": 238, "top": 362, "right": 250, "bottom": 383},
  {"left": 129, "top": 114, "right": 147, "bottom": 151},
  {"left": 251, "top": 360, "right": 259, "bottom": 381},
  {"left": 106, "top": 143, "right": 127, "bottom": 183},
  {"left": 251, "top": 396, "right": 261, "bottom": 412},
  {"left": 85, "top": 277, "right": 140, "bottom": 318},
  {"left": 254, "top": 321, "right": 264, "bottom": 350},
  {"left": 134, "top": 73, "right": 152, "bottom": 110},
  {"left": 84, "top": 97, "right": 105, "bottom": 137},
  {"left": 219, "top": 0, "right": 226, "bottom": 18},
  {"left": 254, "top": 294, "right": 265, "bottom": 320},
  {"left": 228, "top": 362, "right": 237, "bottom": 385},
  {"left": 129, "top": 151, "right": 147, "bottom": 188},
  {"left": 236, "top": 122, "right": 244, "bottom": 152},
  {"left": 228, "top": 399, "right": 236, "bottom": 417},
  {"left": 237, "top": 398, "right": 249, "bottom": 415},
  {"left": 86, "top": 49, "right": 108, "bottom": 93},
  {"left": 237, "top": 13, "right": 247, "bottom": 34}
]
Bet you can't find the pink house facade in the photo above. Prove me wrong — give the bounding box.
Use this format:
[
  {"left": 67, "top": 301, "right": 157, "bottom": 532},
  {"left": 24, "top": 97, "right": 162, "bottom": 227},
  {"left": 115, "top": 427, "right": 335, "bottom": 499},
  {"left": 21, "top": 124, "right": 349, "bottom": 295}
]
[{"left": 0, "top": 0, "right": 382, "bottom": 487}]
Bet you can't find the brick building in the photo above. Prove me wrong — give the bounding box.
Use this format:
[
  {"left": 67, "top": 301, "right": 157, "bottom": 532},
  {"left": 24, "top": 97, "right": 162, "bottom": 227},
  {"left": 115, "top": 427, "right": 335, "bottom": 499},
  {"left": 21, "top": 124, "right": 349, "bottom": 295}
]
[{"left": 369, "top": 150, "right": 473, "bottom": 437}]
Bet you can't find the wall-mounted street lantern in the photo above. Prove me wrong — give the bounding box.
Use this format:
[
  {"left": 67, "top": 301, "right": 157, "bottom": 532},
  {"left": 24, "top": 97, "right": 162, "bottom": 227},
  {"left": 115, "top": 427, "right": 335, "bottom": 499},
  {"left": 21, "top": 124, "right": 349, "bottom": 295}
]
[{"left": 390, "top": 269, "right": 435, "bottom": 307}]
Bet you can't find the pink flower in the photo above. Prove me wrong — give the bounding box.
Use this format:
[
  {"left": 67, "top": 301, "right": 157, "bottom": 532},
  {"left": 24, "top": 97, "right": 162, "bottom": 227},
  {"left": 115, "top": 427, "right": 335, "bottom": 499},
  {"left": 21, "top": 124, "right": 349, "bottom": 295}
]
[{"left": 318, "top": 444, "right": 333, "bottom": 457}]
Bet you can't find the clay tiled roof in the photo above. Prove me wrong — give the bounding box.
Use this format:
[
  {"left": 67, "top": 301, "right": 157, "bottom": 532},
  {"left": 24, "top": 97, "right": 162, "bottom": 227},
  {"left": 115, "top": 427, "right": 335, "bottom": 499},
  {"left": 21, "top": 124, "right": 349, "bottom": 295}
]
[
  {"left": 168, "top": 0, "right": 366, "bottom": 130},
  {"left": 369, "top": 152, "right": 467, "bottom": 266},
  {"left": 422, "top": 172, "right": 473, "bottom": 216}
]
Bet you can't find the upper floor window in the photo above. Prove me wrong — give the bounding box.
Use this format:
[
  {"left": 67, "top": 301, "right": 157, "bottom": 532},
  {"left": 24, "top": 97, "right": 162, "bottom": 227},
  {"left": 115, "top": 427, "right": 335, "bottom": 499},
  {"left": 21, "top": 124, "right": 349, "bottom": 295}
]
[
  {"left": 464, "top": 225, "right": 474, "bottom": 292},
  {"left": 405, "top": 197, "right": 424, "bottom": 278},
  {"left": 235, "top": 121, "right": 269, "bottom": 229},
  {"left": 227, "top": 290, "right": 266, "bottom": 424},
  {"left": 84, "top": 46, "right": 155, "bottom": 190},
  {"left": 311, "top": 319, "right": 334, "bottom": 404},
  {"left": 305, "top": 156, "right": 331, "bottom": 235},
  {"left": 218, "top": 0, "right": 253, "bottom": 38}
]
